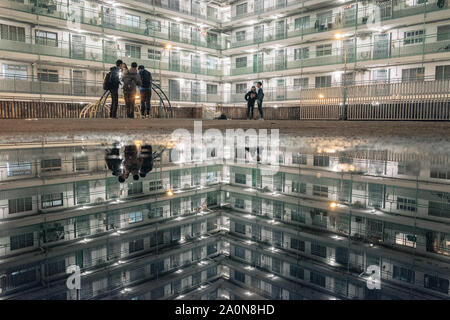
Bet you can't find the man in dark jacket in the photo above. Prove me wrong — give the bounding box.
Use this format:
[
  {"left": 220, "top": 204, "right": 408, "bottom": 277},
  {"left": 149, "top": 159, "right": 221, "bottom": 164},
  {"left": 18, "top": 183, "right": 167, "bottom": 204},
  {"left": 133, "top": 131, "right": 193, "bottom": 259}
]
[
  {"left": 106, "top": 60, "right": 123, "bottom": 119},
  {"left": 139, "top": 145, "right": 153, "bottom": 178},
  {"left": 105, "top": 143, "right": 123, "bottom": 176},
  {"left": 122, "top": 62, "right": 142, "bottom": 119},
  {"left": 256, "top": 81, "right": 264, "bottom": 120},
  {"left": 245, "top": 86, "right": 257, "bottom": 120},
  {"left": 138, "top": 65, "right": 152, "bottom": 118}
]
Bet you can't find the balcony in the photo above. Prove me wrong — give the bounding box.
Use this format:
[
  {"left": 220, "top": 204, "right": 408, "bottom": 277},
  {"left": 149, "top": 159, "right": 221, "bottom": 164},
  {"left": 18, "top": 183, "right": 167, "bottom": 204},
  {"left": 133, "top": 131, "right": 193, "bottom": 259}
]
[
  {"left": 230, "top": 0, "right": 302, "bottom": 22},
  {"left": 0, "top": 37, "right": 223, "bottom": 78},
  {"left": 226, "top": 0, "right": 449, "bottom": 50},
  {"left": 0, "top": 74, "right": 223, "bottom": 103},
  {"left": 0, "top": 0, "right": 224, "bottom": 51},
  {"left": 230, "top": 32, "right": 450, "bottom": 77},
  {"left": 1, "top": 73, "right": 447, "bottom": 105}
]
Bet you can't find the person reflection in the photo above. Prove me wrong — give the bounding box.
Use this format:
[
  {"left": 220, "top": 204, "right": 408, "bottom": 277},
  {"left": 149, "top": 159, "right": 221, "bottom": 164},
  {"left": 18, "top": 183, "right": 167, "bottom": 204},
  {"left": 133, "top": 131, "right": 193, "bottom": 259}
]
[
  {"left": 124, "top": 145, "right": 141, "bottom": 181},
  {"left": 105, "top": 143, "right": 123, "bottom": 177},
  {"left": 139, "top": 145, "right": 153, "bottom": 178}
]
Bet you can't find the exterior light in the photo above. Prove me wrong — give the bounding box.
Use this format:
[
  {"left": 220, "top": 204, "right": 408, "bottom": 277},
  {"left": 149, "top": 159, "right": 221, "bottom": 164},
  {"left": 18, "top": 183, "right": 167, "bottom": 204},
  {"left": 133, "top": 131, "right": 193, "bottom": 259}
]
[
  {"left": 164, "top": 43, "right": 173, "bottom": 50},
  {"left": 166, "top": 189, "right": 174, "bottom": 197},
  {"left": 318, "top": 93, "right": 325, "bottom": 99},
  {"left": 329, "top": 202, "right": 338, "bottom": 209},
  {"left": 335, "top": 33, "right": 343, "bottom": 39},
  {"left": 135, "top": 95, "right": 140, "bottom": 99}
]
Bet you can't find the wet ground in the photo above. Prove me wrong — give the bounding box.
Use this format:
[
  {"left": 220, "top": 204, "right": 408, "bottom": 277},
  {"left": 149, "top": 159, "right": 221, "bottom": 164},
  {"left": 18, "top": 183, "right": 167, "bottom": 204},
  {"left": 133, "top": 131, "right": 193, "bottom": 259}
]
[{"left": 0, "top": 119, "right": 449, "bottom": 138}]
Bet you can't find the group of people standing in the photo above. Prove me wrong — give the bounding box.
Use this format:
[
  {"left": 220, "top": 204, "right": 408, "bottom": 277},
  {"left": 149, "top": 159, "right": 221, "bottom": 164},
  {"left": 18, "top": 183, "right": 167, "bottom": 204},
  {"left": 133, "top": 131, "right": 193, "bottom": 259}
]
[
  {"left": 244, "top": 81, "right": 265, "bottom": 120},
  {"left": 103, "top": 59, "right": 153, "bottom": 119}
]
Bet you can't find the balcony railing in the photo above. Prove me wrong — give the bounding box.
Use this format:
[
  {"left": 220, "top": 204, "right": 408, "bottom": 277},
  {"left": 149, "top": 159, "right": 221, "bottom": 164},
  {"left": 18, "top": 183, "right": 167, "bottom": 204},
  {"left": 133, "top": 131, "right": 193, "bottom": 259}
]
[
  {"left": 1, "top": 74, "right": 448, "bottom": 104},
  {"left": 0, "top": 74, "right": 224, "bottom": 103},
  {"left": 230, "top": 32, "right": 450, "bottom": 76},
  {"left": 227, "top": 0, "right": 449, "bottom": 48},
  {"left": 0, "top": 0, "right": 224, "bottom": 50},
  {"left": 0, "top": 37, "right": 223, "bottom": 77},
  {"left": 231, "top": 0, "right": 302, "bottom": 21}
]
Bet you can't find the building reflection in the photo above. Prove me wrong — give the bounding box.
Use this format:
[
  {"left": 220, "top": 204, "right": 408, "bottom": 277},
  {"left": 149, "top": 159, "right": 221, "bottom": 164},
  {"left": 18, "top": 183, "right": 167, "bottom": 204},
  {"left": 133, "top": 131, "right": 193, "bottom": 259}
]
[{"left": 0, "top": 135, "right": 449, "bottom": 300}]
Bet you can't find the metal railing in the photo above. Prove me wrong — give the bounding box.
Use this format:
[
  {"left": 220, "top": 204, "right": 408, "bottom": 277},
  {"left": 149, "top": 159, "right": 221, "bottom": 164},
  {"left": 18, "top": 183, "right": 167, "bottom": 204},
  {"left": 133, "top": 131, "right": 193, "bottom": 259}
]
[
  {"left": 227, "top": 0, "right": 449, "bottom": 48},
  {"left": 0, "top": 74, "right": 448, "bottom": 104},
  {"left": 230, "top": 32, "right": 450, "bottom": 76},
  {"left": 0, "top": 0, "right": 225, "bottom": 50}
]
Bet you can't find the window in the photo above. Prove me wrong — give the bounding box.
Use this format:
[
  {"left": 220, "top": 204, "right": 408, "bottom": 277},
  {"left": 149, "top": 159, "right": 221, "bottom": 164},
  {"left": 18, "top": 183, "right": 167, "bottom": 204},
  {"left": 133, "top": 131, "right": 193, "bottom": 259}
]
[
  {"left": 395, "top": 232, "right": 417, "bottom": 248},
  {"left": 37, "top": 69, "right": 59, "bottom": 83},
  {"left": 311, "top": 243, "right": 327, "bottom": 258},
  {"left": 236, "top": 83, "right": 247, "bottom": 93},
  {"left": 313, "top": 185, "right": 328, "bottom": 197},
  {"left": 292, "top": 181, "right": 306, "bottom": 194},
  {"left": 47, "top": 260, "right": 66, "bottom": 276},
  {"left": 435, "top": 65, "right": 450, "bottom": 80},
  {"left": 403, "top": 29, "right": 425, "bottom": 45},
  {"left": 234, "top": 270, "right": 246, "bottom": 283},
  {"left": 41, "top": 193, "right": 63, "bottom": 209},
  {"left": 6, "top": 161, "right": 31, "bottom": 177},
  {"left": 291, "top": 238, "right": 305, "bottom": 251},
  {"left": 292, "top": 153, "right": 307, "bottom": 165},
  {"left": 313, "top": 155, "right": 330, "bottom": 167},
  {"left": 75, "top": 181, "right": 90, "bottom": 205},
  {"left": 235, "top": 246, "right": 246, "bottom": 259},
  {"left": 35, "top": 30, "right": 58, "bottom": 46},
  {"left": 3, "top": 65, "right": 27, "bottom": 80},
  {"left": 74, "top": 156, "right": 89, "bottom": 172},
  {"left": 428, "top": 201, "right": 450, "bottom": 219},
  {"left": 236, "top": 30, "right": 246, "bottom": 42},
  {"left": 235, "top": 173, "right": 246, "bottom": 185},
  {"left": 148, "top": 49, "right": 161, "bottom": 60},
  {"left": 0, "top": 24, "right": 25, "bottom": 42},
  {"left": 294, "top": 47, "right": 309, "bottom": 60},
  {"left": 430, "top": 167, "right": 450, "bottom": 180},
  {"left": 294, "top": 16, "right": 310, "bottom": 30},
  {"left": 290, "top": 265, "right": 304, "bottom": 279},
  {"left": 207, "top": 84, "right": 217, "bottom": 95},
  {"left": 310, "top": 271, "right": 326, "bottom": 287},
  {"left": 316, "top": 44, "right": 332, "bottom": 56},
  {"left": 424, "top": 274, "right": 449, "bottom": 293},
  {"left": 41, "top": 158, "right": 61, "bottom": 171},
  {"left": 207, "top": 243, "right": 217, "bottom": 255},
  {"left": 293, "top": 78, "right": 309, "bottom": 89},
  {"left": 149, "top": 180, "right": 163, "bottom": 192},
  {"left": 315, "top": 75, "right": 331, "bottom": 88},
  {"left": 146, "top": 19, "right": 161, "bottom": 32},
  {"left": 397, "top": 197, "right": 417, "bottom": 212},
  {"left": 236, "top": 3, "right": 248, "bottom": 16},
  {"left": 125, "top": 14, "right": 140, "bottom": 28},
  {"left": 149, "top": 206, "right": 163, "bottom": 218},
  {"left": 129, "top": 239, "right": 144, "bottom": 253},
  {"left": 291, "top": 207, "right": 306, "bottom": 223},
  {"left": 235, "top": 198, "right": 245, "bottom": 209},
  {"left": 402, "top": 67, "right": 425, "bottom": 82},
  {"left": 125, "top": 44, "right": 141, "bottom": 59},
  {"left": 393, "top": 266, "right": 415, "bottom": 284},
  {"left": 236, "top": 57, "right": 247, "bottom": 68},
  {"left": 235, "top": 222, "right": 246, "bottom": 234},
  {"left": 10, "top": 233, "right": 34, "bottom": 251},
  {"left": 437, "top": 25, "right": 450, "bottom": 41},
  {"left": 128, "top": 182, "right": 143, "bottom": 195},
  {"left": 128, "top": 211, "right": 143, "bottom": 224},
  {"left": 8, "top": 197, "right": 32, "bottom": 214}
]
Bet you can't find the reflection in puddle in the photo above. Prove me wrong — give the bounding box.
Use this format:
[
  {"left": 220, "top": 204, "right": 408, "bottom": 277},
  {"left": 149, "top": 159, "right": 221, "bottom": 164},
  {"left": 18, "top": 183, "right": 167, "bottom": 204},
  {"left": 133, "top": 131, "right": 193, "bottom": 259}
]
[{"left": 0, "top": 132, "right": 449, "bottom": 300}]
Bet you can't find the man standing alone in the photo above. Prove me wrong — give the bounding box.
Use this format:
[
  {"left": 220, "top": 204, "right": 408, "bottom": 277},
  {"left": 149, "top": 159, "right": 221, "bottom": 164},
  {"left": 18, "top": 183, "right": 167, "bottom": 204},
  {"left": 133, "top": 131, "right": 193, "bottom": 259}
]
[
  {"left": 256, "top": 81, "right": 264, "bottom": 120},
  {"left": 122, "top": 62, "right": 142, "bottom": 119},
  {"left": 138, "top": 65, "right": 152, "bottom": 118}
]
